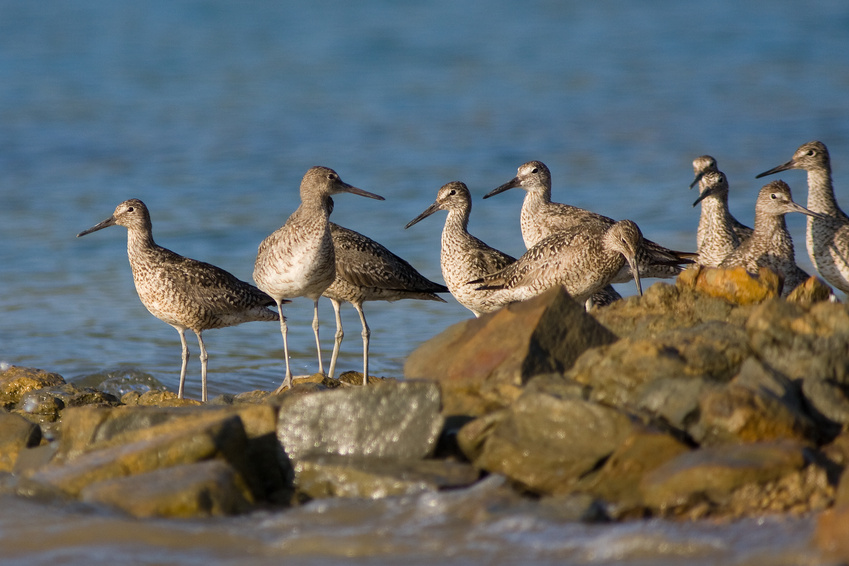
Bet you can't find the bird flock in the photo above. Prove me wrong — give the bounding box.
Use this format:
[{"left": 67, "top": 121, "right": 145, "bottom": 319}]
[{"left": 77, "top": 140, "right": 847, "bottom": 401}]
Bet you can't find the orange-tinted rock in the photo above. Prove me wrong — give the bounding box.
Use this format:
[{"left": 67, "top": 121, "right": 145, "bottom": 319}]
[
  {"left": 677, "top": 265, "right": 779, "bottom": 305},
  {"left": 0, "top": 366, "right": 65, "bottom": 409}
]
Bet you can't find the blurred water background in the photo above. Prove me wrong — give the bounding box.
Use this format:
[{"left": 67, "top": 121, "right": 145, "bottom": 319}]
[{"left": 0, "top": 1, "right": 848, "bottom": 564}]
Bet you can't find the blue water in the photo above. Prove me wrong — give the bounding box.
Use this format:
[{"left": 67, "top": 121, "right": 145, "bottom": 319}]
[
  {"left": 1, "top": 1, "right": 847, "bottom": 563},
  {"left": 2, "top": 1, "right": 849, "bottom": 397}
]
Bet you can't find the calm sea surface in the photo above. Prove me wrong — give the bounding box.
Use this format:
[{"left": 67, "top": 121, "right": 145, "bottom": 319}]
[{"left": 1, "top": 1, "right": 847, "bottom": 563}]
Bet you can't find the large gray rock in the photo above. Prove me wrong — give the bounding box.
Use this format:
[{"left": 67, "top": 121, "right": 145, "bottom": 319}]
[{"left": 277, "top": 380, "right": 443, "bottom": 461}]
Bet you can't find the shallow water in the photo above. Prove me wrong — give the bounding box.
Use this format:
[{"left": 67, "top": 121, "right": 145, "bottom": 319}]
[
  {"left": 1, "top": 1, "right": 848, "bottom": 562},
  {"left": 0, "top": 479, "right": 832, "bottom": 566}
]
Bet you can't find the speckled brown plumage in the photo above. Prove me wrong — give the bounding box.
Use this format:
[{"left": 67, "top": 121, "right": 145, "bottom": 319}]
[
  {"left": 405, "top": 181, "right": 516, "bottom": 317},
  {"left": 719, "top": 180, "right": 821, "bottom": 297},
  {"left": 76, "top": 198, "right": 280, "bottom": 402},
  {"left": 253, "top": 166, "right": 384, "bottom": 391},
  {"left": 485, "top": 160, "right": 693, "bottom": 282},
  {"left": 757, "top": 141, "right": 849, "bottom": 293},
  {"left": 323, "top": 222, "right": 447, "bottom": 383},
  {"left": 471, "top": 220, "right": 644, "bottom": 305}
]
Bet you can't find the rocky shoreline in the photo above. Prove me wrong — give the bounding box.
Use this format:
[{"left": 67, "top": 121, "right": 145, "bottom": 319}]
[{"left": 2, "top": 266, "right": 849, "bottom": 558}]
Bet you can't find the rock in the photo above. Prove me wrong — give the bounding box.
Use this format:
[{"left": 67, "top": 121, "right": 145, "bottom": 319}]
[
  {"left": 593, "top": 282, "right": 750, "bottom": 338},
  {"left": 634, "top": 376, "right": 720, "bottom": 435},
  {"left": 0, "top": 410, "right": 42, "bottom": 472},
  {"left": 677, "top": 265, "right": 780, "bottom": 305},
  {"left": 0, "top": 366, "right": 65, "bottom": 409},
  {"left": 786, "top": 276, "right": 834, "bottom": 304},
  {"left": 815, "top": 466, "right": 849, "bottom": 561},
  {"left": 566, "top": 321, "right": 751, "bottom": 409},
  {"left": 575, "top": 427, "right": 691, "bottom": 515},
  {"left": 23, "top": 412, "right": 258, "bottom": 499},
  {"left": 80, "top": 460, "right": 253, "bottom": 518},
  {"left": 404, "top": 287, "right": 618, "bottom": 415},
  {"left": 460, "top": 390, "right": 634, "bottom": 495},
  {"left": 691, "top": 357, "right": 818, "bottom": 445},
  {"left": 293, "top": 455, "right": 480, "bottom": 499},
  {"left": 640, "top": 440, "right": 807, "bottom": 513},
  {"left": 802, "top": 379, "right": 849, "bottom": 430},
  {"left": 277, "top": 380, "right": 443, "bottom": 461},
  {"left": 120, "top": 390, "right": 203, "bottom": 407},
  {"left": 14, "top": 383, "right": 120, "bottom": 425}
]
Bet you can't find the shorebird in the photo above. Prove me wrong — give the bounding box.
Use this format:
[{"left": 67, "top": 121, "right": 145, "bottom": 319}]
[
  {"left": 471, "top": 220, "right": 644, "bottom": 305},
  {"left": 719, "top": 180, "right": 823, "bottom": 296},
  {"left": 757, "top": 141, "right": 849, "bottom": 293},
  {"left": 323, "top": 221, "right": 448, "bottom": 384},
  {"left": 253, "top": 166, "right": 384, "bottom": 392},
  {"left": 405, "top": 181, "right": 517, "bottom": 317},
  {"left": 77, "top": 198, "right": 281, "bottom": 402},
  {"left": 690, "top": 155, "right": 753, "bottom": 268},
  {"left": 485, "top": 160, "right": 693, "bottom": 283}
]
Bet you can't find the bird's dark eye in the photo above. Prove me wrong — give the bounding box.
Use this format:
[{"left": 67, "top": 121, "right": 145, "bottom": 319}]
[
  {"left": 531, "top": 168, "right": 538, "bottom": 174},
  {"left": 448, "top": 189, "right": 456, "bottom": 196},
  {"left": 770, "top": 193, "right": 778, "bottom": 200},
  {"left": 807, "top": 150, "right": 815, "bottom": 156},
  {"left": 127, "top": 206, "right": 134, "bottom": 212}
]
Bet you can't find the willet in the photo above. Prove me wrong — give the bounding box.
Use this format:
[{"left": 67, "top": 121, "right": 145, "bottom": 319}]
[
  {"left": 690, "top": 155, "right": 752, "bottom": 267},
  {"left": 405, "top": 181, "right": 517, "bottom": 317},
  {"left": 253, "top": 166, "right": 384, "bottom": 392},
  {"left": 485, "top": 160, "right": 693, "bottom": 283},
  {"left": 756, "top": 141, "right": 849, "bottom": 293},
  {"left": 77, "top": 198, "right": 281, "bottom": 402},
  {"left": 691, "top": 168, "right": 746, "bottom": 267},
  {"left": 471, "top": 220, "right": 644, "bottom": 305},
  {"left": 323, "top": 221, "right": 448, "bottom": 384},
  {"left": 690, "top": 155, "right": 753, "bottom": 246},
  {"left": 719, "top": 180, "right": 823, "bottom": 296}
]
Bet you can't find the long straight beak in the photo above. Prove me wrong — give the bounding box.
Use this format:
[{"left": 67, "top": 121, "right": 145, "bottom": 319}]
[
  {"left": 628, "top": 255, "right": 643, "bottom": 296},
  {"left": 787, "top": 202, "right": 827, "bottom": 219},
  {"left": 689, "top": 171, "right": 705, "bottom": 189},
  {"left": 77, "top": 216, "right": 117, "bottom": 237},
  {"left": 756, "top": 160, "right": 795, "bottom": 179},
  {"left": 692, "top": 187, "right": 719, "bottom": 207},
  {"left": 405, "top": 202, "right": 440, "bottom": 229},
  {"left": 338, "top": 183, "right": 385, "bottom": 200},
  {"left": 483, "top": 176, "right": 520, "bottom": 199}
]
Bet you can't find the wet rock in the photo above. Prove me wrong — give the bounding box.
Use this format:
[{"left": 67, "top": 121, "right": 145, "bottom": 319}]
[
  {"left": 634, "top": 376, "right": 719, "bottom": 435},
  {"left": 677, "top": 265, "right": 780, "bottom": 305},
  {"left": 23, "top": 412, "right": 257, "bottom": 499},
  {"left": 460, "top": 390, "right": 634, "bottom": 495},
  {"left": 0, "top": 411, "right": 42, "bottom": 472},
  {"left": 566, "top": 321, "right": 750, "bottom": 409},
  {"left": 0, "top": 366, "right": 65, "bottom": 409},
  {"left": 80, "top": 459, "right": 253, "bottom": 518},
  {"left": 404, "top": 287, "right": 618, "bottom": 415},
  {"left": 293, "top": 455, "right": 479, "bottom": 499},
  {"left": 640, "top": 440, "right": 807, "bottom": 513},
  {"left": 14, "top": 383, "right": 120, "bottom": 425},
  {"left": 575, "top": 427, "right": 691, "bottom": 515},
  {"left": 277, "top": 380, "right": 443, "bottom": 461},
  {"left": 537, "top": 493, "right": 610, "bottom": 523}
]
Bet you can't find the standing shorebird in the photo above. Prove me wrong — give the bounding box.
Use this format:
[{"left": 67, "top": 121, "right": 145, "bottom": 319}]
[
  {"left": 719, "top": 180, "right": 823, "bottom": 296},
  {"left": 485, "top": 160, "right": 693, "bottom": 283},
  {"left": 471, "top": 220, "right": 644, "bottom": 305},
  {"left": 405, "top": 181, "right": 517, "bottom": 317},
  {"left": 77, "top": 199, "right": 281, "bottom": 402},
  {"left": 691, "top": 169, "right": 747, "bottom": 267},
  {"left": 323, "top": 222, "right": 448, "bottom": 384},
  {"left": 253, "top": 166, "right": 384, "bottom": 392},
  {"left": 756, "top": 141, "right": 849, "bottom": 293},
  {"left": 690, "top": 155, "right": 753, "bottom": 267}
]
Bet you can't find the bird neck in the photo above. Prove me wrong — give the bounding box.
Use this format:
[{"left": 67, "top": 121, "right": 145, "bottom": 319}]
[
  {"left": 752, "top": 211, "right": 789, "bottom": 242},
  {"left": 806, "top": 167, "right": 841, "bottom": 216}
]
